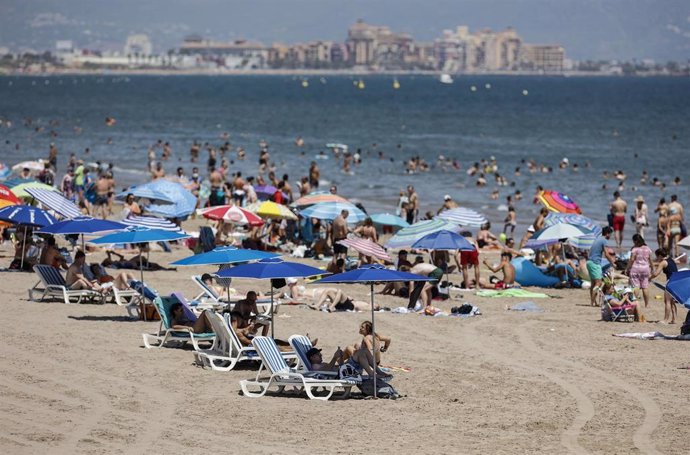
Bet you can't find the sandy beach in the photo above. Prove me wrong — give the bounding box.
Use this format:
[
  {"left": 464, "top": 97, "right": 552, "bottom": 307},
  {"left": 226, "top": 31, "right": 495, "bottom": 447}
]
[{"left": 1, "top": 234, "right": 689, "bottom": 455}]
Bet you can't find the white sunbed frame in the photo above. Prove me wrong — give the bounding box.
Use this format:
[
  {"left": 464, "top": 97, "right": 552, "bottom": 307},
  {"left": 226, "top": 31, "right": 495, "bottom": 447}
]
[
  {"left": 29, "top": 264, "right": 101, "bottom": 304},
  {"left": 142, "top": 296, "right": 215, "bottom": 350},
  {"left": 240, "top": 336, "right": 357, "bottom": 401}
]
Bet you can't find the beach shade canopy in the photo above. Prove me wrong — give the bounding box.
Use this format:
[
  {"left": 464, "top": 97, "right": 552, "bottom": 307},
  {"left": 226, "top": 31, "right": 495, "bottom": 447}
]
[
  {"left": 370, "top": 213, "right": 409, "bottom": 228},
  {"left": 411, "top": 230, "right": 476, "bottom": 251},
  {"left": 24, "top": 187, "right": 82, "bottom": 219},
  {"left": 436, "top": 207, "right": 488, "bottom": 227},
  {"left": 38, "top": 216, "right": 127, "bottom": 235},
  {"left": 116, "top": 182, "right": 175, "bottom": 203},
  {"left": 12, "top": 160, "right": 45, "bottom": 171},
  {"left": 660, "top": 270, "right": 690, "bottom": 309},
  {"left": 315, "top": 264, "right": 435, "bottom": 397},
  {"left": 0, "top": 183, "right": 21, "bottom": 209},
  {"left": 245, "top": 201, "right": 298, "bottom": 220},
  {"left": 525, "top": 223, "right": 594, "bottom": 248},
  {"left": 90, "top": 226, "right": 190, "bottom": 245},
  {"left": 216, "top": 257, "right": 327, "bottom": 339},
  {"left": 254, "top": 184, "right": 278, "bottom": 201},
  {"left": 121, "top": 215, "right": 184, "bottom": 232},
  {"left": 0, "top": 205, "right": 57, "bottom": 227},
  {"left": 385, "top": 219, "right": 460, "bottom": 250},
  {"left": 292, "top": 191, "right": 349, "bottom": 208},
  {"left": 337, "top": 237, "right": 391, "bottom": 262},
  {"left": 537, "top": 190, "right": 582, "bottom": 214},
  {"left": 199, "top": 205, "right": 264, "bottom": 226},
  {"left": 171, "top": 246, "right": 278, "bottom": 267},
  {"left": 129, "top": 180, "right": 197, "bottom": 219},
  {"left": 299, "top": 201, "right": 367, "bottom": 223},
  {"left": 11, "top": 181, "right": 59, "bottom": 199},
  {"left": 543, "top": 213, "right": 601, "bottom": 249}
]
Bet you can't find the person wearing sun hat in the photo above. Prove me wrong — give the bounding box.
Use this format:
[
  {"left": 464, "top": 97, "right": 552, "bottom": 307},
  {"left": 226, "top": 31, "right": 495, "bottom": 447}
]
[
  {"left": 437, "top": 194, "right": 459, "bottom": 214},
  {"left": 632, "top": 195, "right": 649, "bottom": 240}
]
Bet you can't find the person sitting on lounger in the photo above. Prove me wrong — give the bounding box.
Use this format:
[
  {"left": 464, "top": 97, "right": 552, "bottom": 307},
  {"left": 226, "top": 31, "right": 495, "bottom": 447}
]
[
  {"left": 89, "top": 264, "right": 137, "bottom": 291},
  {"left": 235, "top": 320, "right": 293, "bottom": 352},
  {"left": 342, "top": 321, "right": 392, "bottom": 378},
  {"left": 307, "top": 347, "right": 343, "bottom": 372},
  {"left": 600, "top": 282, "right": 642, "bottom": 322},
  {"left": 39, "top": 236, "right": 67, "bottom": 270},
  {"left": 482, "top": 252, "right": 516, "bottom": 289},
  {"left": 169, "top": 303, "right": 215, "bottom": 333},
  {"left": 201, "top": 273, "right": 227, "bottom": 297},
  {"left": 227, "top": 291, "right": 269, "bottom": 336},
  {"left": 66, "top": 251, "right": 106, "bottom": 292}
]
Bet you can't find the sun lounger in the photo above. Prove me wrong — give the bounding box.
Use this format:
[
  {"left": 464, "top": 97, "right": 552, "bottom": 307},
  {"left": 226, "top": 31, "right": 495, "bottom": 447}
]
[
  {"left": 288, "top": 334, "right": 339, "bottom": 377},
  {"left": 29, "top": 264, "right": 101, "bottom": 304},
  {"left": 142, "top": 295, "right": 215, "bottom": 350},
  {"left": 191, "top": 275, "right": 277, "bottom": 314},
  {"left": 240, "top": 336, "right": 356, "bottom": 400}
]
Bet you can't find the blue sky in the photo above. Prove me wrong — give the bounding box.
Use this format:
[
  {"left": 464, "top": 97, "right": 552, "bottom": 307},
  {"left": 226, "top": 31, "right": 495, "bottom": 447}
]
[{"left": 1, "top": 0, "right": 689, "bottom": 60}]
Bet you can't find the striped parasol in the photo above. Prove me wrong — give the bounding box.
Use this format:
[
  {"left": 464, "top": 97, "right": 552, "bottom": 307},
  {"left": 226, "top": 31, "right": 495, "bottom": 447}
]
[
  {"left": 537, "top": 190, "right": 582, "bottom": 214},
  {"left": 199, "top": 205, "right": 264, "bottom": 226},
  {"left": 543, "top": 213, "right": 601, "bottom": 249},
  {"left": 385, "top": 219, "right": 460, "bottom": 250},
  {"left": 292, "top": 191, "right": 348, "bottom": 208},
  {"left": 436, "top": 207, "right": 488, "bottom": 227},
  {"left": 25, "top": 187, "right": 81, "bottom": 219},
  {"left": 121, "top": 215, "right": 184, "bottom": 232},
  {"left": 337, "top": 237, "right": 391, "bottom": 261}
]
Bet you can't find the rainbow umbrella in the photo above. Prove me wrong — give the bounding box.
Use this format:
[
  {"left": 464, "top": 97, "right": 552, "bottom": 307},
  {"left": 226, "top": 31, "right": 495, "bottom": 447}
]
[
  {"left": 11, "top": 181, "right": 59, "bottom": 199},
  {"left": 537, "top": 190, "right": 582, "bottom": 214},
  {"left": 0, "top": 183, "right": 21, "bottom": 209},
  {"left": 292, "top": 191, "right": 348, "bottom": 208}
]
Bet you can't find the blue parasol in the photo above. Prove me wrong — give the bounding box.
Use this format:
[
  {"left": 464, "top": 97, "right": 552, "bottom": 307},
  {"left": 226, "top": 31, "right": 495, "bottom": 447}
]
[
  {"left": 38, "top": 216, "right": 127, "bottom": 235},
  {"left": 171, "top": 246, "right": 279, "bottom": 267},
  {"left": 370, "top": 213, "right": 409, "bottom": 228},
  {"left": 411, "top": 230, "right": 475, "bottom": 251},
  {"left": 0, "top": 205, "right": 57, "bottom": 270},
  {"left": 299, "top": 201, "right": 367, "bottom": 223},
  {"left": 659, "top": 270, "right": 690, "bottom": 309}
]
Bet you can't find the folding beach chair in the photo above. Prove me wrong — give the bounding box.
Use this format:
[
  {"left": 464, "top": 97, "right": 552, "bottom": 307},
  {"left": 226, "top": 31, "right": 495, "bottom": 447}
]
[
  {"left": 29, "top": 264, "right": 101, "bottom": 304},
  {"left": 240, "top": 336, "right": 357, "bottom": 401},
  {"left": 598, "top": 288, "right": 635, "bottom": 322},
  {"left": 142, "top": 295, "right": 215, "bottom": 350}
]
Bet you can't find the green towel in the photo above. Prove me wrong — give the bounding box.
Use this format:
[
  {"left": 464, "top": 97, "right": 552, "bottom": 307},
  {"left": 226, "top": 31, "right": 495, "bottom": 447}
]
[{"left": 476, "top": 289, "right": 550, "bottom": 298}]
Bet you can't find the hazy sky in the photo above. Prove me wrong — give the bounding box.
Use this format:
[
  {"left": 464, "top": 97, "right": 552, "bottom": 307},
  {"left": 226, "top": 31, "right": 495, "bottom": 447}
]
[{"left": 1, "top": 0, "right": 689, "bottom": 60}]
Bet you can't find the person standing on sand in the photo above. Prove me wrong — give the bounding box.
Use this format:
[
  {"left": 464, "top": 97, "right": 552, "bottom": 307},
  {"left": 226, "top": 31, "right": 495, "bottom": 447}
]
[
  {"left": 331, "top": 210, "right": 349, "bottom": 260},
  {"left": 586, "top": 226, "right": 616, "bottom": 306},
  {"left": 624, "top": 233, "right": 653, "bottom": 309},
  {"left": 609, "top": 191, "right": 627, "bottom": 250},
  {"left": 309, "top": 161, "right": 320, "bottom": 189},
  {"left": 94, "top": 173, "right": 110, "bottom": 219},
  {"left": 407, "top": 185, "right": 418, "bottom": 225},
  {"left": 632, "top": 196, "right": 648, "bottom": 240}
]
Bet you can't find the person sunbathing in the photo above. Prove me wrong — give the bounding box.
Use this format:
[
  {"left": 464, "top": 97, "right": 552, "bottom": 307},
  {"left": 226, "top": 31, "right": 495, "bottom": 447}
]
[
  {"left": 200, "top": 272, "right": 227, "bottom": 297},
  {"left": 342, "top": 321, "right": 392, "bottom": 378},
  {"left": 169, "top": 303, "right": 215, "bottom": 333},
  {"left": 600, "top": 283, "right": 643, "bottom": 322},
  {"left": 66, "top": 251, "right": 106, "bottom": 293},
  {"left": 89, "top": 264, "right": 136, "bottom": 291},
  {"left": 234, "top": 320, "right": 293, "bottom": 352},
  {"left": 101, "top": 250, "right": 174, "bottom": 271},
  {"left": 309, "top": 288, "right": 378, "bottom": 312},
  {"left": 306, "top": 347, "right": 343, "bottom": 372}
]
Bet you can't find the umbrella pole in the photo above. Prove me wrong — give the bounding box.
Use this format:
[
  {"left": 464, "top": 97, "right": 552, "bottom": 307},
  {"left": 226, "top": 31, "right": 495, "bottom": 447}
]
[
  {"left": 270, "top": 283, "right": 275, "bottom": 339},
  {"left": 81, "top": 234, "right": 85, "bottom": 252},
  {"left": 370, "top": 281, "right": 376, "bottom": 399},
  {"left": 20, "top": 225, "right": 27, "bottom": 271},
  {"left": 140, "top": 247, "right": 146, "bottom": 322}
]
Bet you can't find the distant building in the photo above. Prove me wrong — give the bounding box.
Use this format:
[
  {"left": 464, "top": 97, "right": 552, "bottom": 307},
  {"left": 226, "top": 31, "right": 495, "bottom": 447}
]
[
  {"left": 55, "top": 40, "right": 74, "bottom": 64},
  {"left": 434, "top": 26, "right": 522, "bottom": 72},
  {"left": 124, "top": 34, "right": 153, "bottom": 57},
  {"left": 179, "top": 35, "right": 268, "bottom": 69},
  {"left": 519, "top": 44, "right": 565, "bottom": 72}
]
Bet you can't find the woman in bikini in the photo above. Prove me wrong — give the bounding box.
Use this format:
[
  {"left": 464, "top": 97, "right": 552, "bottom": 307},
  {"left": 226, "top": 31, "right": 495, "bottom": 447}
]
[{"left": 342, "top": 321, "right": 392, "bottom": 378}]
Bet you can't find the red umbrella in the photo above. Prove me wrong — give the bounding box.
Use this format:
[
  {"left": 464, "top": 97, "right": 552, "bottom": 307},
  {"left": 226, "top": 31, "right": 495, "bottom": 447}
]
[
  {"left": 0, "top": 183, "right": 21, "bottom": 209},
  {"left": 337, "top": 237, "right": 391, "bottom": 262},
  {"left": 200, "top": 205, "right": 264, "bottom": 226}
]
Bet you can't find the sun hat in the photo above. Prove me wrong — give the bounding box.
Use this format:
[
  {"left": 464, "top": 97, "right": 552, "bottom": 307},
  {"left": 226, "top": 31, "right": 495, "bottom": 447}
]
[
  {"left": 634, "top": 195, "right": 645, "bottom": 203},
  {"left": 444, "top": 194, "right": 452, "bottom": 201}
]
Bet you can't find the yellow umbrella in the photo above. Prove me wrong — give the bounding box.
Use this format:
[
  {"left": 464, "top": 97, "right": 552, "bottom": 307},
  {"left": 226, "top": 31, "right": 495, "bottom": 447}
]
[
  {"left": 245, "top": 201, "right": 298, "bottom": 220},
  {"left": 11, "top": 182, "right": 59, "bottom": 199}
]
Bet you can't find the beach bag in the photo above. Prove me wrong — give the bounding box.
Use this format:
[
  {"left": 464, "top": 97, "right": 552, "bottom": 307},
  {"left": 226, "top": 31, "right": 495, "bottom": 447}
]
[{"left": 358, "top": 377, "right": 400, "bottom": 399}]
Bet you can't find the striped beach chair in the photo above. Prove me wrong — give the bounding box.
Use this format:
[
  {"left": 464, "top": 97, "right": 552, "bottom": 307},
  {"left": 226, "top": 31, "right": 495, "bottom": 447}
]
[
  {"left": 29, "top": 264, "right": 101, "bottom": 304},
  {"left": 288, "top": 334, "right": 338, "bottom": 378},
  {"left": 240, "top": 336, "right": 357, "bottom": 401}
]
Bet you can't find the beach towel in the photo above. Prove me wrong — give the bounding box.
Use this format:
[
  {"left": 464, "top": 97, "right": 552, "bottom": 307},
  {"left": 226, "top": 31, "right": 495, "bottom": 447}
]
[
  {"left": 476, "top": 289, "right": 550, "bottom": 299},
  {"left": 508, "top": 301, "right": 545, "bottom": 312}
]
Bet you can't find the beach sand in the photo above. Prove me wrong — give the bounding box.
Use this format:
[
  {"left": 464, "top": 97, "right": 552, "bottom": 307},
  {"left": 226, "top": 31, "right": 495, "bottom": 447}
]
[{"left": 1, "top": 239, "right": 689, "bottom": 454}]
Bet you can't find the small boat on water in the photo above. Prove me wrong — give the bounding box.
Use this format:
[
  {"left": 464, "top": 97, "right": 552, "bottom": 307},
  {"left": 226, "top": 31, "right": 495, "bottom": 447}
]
[
  {"left": 393, "top": 78, "right": 400, "bottom": 89},
  {"left": 439, "top": 74, "right": 453, "bottom": 84}
]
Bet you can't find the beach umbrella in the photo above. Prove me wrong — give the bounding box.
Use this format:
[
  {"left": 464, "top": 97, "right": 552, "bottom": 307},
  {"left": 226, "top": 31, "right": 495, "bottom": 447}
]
[
  {"left": 292, "top": 191, "right": 348, "bottom": 208},
  {"left": 660, "top": 270, "right": 690, "bottom": 310},
  {"left": 38, "top": 216, "right": 128, "bottom": 251},
  {"left": 116, "top": 183, "right": 176, "bottom": 203},
  {"left": 121, "top": 215, "right": 184, "bottom": 232},
  {"left": 299, "top": 201, "right": 367, "bottom": 223},
  {"left": 315, "top": 264, "right": 434, "bottom": 397},
  {"left": 11, "top": 181, "right": 58, "bottom": 199},
  {"left": 436, "top": 207, "right": 488, "bottom": 228},
  {"left": 370, "top": 213, "right": 409, "bottom": 228},
  {"left": 677, "top": 236, "right": 690, "bottom": 250},
  {"left": 216, "top": 257, "right": 326, "bottom": 338},
  {"left": 245, "top": 201, "right": 298, "bottom": 220},
  {"left": 337, "top": 237, "right": 391, "bottom": 262},
  {"left": 2, "top": 177, "right": 34, "bottom": 188},
  {"left": 254, "top": 184, "right": 278, "bottom": 201},
  {"left": 128, "top": 180, "right": 197, "bottom": 219},
  {"left": 12, "top": 160, "right": 45, "bottom": 171},
  {"left": 543, "top": 213, "right": 601, "bottom": 249},
  {"left": 385, "top": 219, "right": 460, "bottom": 250},
  {"left": 24, "top": 187, "right": 81, "bottom": 219},
  {"left": 0, "top": 183, "right": 21, "bottom": 209},
  {"left": 90, "top": 227, "right": 191, "bottom": 319},
  {"left": 0, "top": 205, "right": 57, "bottom": 270},
  {"left": 199, "top": 205, "right": 264, "bottom": 226},
  {"left": 537, "top": 190, "right": 582, "bottom": 215},
  {"left": 526, "top": 223, "right": 594, "bottom": 247},
  {"left": 412, "top": 230, "right": 476, "bottom": 283}
]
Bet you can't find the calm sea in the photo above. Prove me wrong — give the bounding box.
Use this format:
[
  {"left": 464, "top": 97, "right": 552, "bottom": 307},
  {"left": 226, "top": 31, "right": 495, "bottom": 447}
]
[{"left": 1, "top": 74, "right": 688, "bottom": 233}]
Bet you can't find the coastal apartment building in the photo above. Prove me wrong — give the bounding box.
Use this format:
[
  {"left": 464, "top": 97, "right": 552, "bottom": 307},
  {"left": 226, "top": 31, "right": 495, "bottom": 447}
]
[{"left": 519, "top": 44, "right": 566, "bottom": 72}]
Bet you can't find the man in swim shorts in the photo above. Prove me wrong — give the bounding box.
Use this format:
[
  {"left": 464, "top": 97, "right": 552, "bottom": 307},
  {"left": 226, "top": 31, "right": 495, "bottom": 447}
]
[
  {"left": 609, "top": 191, "right": 627, "bottom": 250},
  {"left": 585, "top": 226, "right": 616, "bottom": 306}
]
